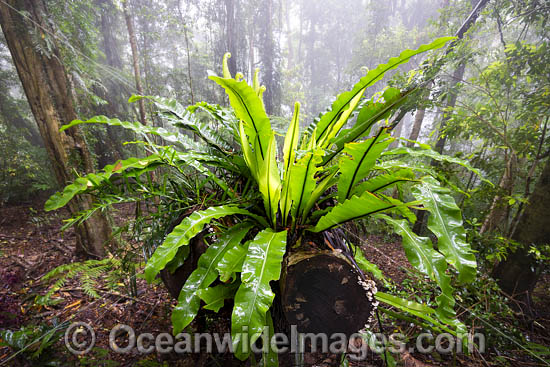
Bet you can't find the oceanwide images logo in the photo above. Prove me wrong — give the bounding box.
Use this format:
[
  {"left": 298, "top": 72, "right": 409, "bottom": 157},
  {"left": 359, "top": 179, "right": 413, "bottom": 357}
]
[{"left": 65, "top": 322, "right": 485, "bottom": 359}]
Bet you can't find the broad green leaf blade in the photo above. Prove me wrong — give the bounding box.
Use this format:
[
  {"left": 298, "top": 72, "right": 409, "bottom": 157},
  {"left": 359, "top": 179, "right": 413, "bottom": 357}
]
[
  {"left": 289, "top": 149, "right": 323, "bottom": 220},
  {"left": 198, "top": 283, "right": 239, "bottom": 312},
  {"left": 375, "top": 292, "right": 456, "bottom": 336},
  {"left": 239, "top": 120, "right": 258, "bottom": 180},
  {"left": 258, "top": 135, "right": 281, "bottom": 227},
  {"left": 281, "top": 103, "right": 301, "bottom": 223},
  {"left": 217, "top": 240, "right": 251, "bottom": 282},
  {"left": 145, "top": 206, "right": 265, "bottom": 283},
  {"left": 172, "top": 223, "right": 253, "bottom": 334},
  {"left": 412, "top": 177, "right": 477, "bottom": 283},
  {"left": 351, "top": 169, "right": 415, "bottom": 197},
  {"left": 311, "top": 36, "right": 454, "bottom": 148},
  {"left": 352, "top": 245, "right": 388, "bottom": 285},
  {"left": 283, "top": 102, "right": 301, "bottom": 175},
  {"left": 232, "top": 229, "right": 287, "bottom": 360},
  {"left": 261, "top": 311, "right": 278, "bottom": 367},
  {"left": 301, "top": 168, "right": 338, "bottom": 220},
  {"left": 311, "top": 191, "right": 404, "bottom": 232},
  {"left": 323, "top": 87, "right": 410, "bottom": 165},
  {"left": 318, "top": 87, "right": 366, "bottom": 148},
  {"left": 337, "top": 130, "right": 393, "bottom": 202},
  {"left": 382, "top": 146, "right": 492, "bottom": 185},
  {"left": 209, "top": 76, "right": 272, "bottom": 161},
  {"left": 45, "top": 155, "right": 162, "bottom": 211},
  {"left": 375, "top": 215, "right": 456, "bottom": 321},
  {"left": 379, "top": 194, "right": 418, "bottom": 223}
]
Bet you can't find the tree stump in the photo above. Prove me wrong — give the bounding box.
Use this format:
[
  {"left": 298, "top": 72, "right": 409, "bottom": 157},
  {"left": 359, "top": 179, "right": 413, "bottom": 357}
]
[
  {"left": 281, "top": 251, "right": 377, "bottom": 337},
  {"left": 160, "top": 232, "right": 207, "bottom": 299}
]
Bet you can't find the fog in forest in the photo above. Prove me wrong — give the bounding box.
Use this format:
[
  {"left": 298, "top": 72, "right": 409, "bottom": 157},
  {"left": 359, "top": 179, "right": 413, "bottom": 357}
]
[{"left": 0, "top": 0, "right": 549, "bottom": 366}]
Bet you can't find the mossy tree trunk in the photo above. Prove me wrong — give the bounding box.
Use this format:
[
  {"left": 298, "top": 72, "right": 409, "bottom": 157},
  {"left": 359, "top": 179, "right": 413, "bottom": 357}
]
[
  {"left": 0, "top": 0, "right": 112, "bottom": 258},
  {"left": 492, "top": 158, "right": 550, "bottom": 312}
]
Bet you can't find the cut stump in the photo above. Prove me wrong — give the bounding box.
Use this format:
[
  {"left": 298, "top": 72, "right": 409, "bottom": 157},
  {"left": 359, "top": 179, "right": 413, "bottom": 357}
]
[{"left": 281, "top": 251, "right": 377, "bottom": 337}]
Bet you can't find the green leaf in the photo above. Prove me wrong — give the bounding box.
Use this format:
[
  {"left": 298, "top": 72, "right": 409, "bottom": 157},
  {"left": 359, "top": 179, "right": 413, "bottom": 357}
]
[
  {"left": 352, "top": 245, "right": 388, "bottom": 284},
  {"left": 258, "top": 135, "right": 281, "bottom": 227},
  {"left": 172, "top": 222, "right": 253, "bottom": 334},
  {"left": 301, "top": 168, "right": 338, "bottom": 219},
  {"left": 337, "top": 130, "right": 392, "bottom": 202},
  {"left": 351, "top": 169, "right": 415, "bottom": 197},
  {"left": 217, "top": 240, "right": 251, "bottom": 282},
  {"left": 383, "top": 146, "right": 492, "bottom": 185},
  {"left": 239, "top": 119, "right": 258, "bottom": 180},
  {"left": 289, "top": 149, "right": 323, "bottom": 220},
  {"left": 375, "top": 215, "right": 457, "bottom": 322},
  {"left": 412, "top": 177, "right": 477, "bottom": 283},
  {"left": 209, "top": 76, "right": 272, "bottom": 161},
  {"left": 45, "top": 155, "right": 162, "bottom": 211},
  {"left": 375, "top": 292, "right": 457, "bottom": 336},
  {"left": 261, "top": 311, "right": 278, "bottom": 367},
  {"left": 311, "top": 37, "right": 454, "bottom": 149},
  {"left": 281, "top": 103, "right": 301, "bottom": 223},
  {"left": 311, "top": 191, "right": 404, "bottom": 232},
  {"left": 131, "top": 95, "right": 234, "bottom": 152},
  {"left": 323, "top": 87, "right": 411, "bottom": 165},
  {"left": 232, "top": 229, "right": 287, "bottom": 360},
  {"left": 198, "top": 283, "right": 239, "bottom": 312},
  {"left": 61, "top": 115, "right": 185, "bottom": 144},
  {"left": 223, "top": 52, "right": 232, "bottom": 79},
  {"left": 145, "top": 206, "right": 265, "bottom": 283},
  {"left": 318, "top": 87, "right": 366, "bottom": 148}
]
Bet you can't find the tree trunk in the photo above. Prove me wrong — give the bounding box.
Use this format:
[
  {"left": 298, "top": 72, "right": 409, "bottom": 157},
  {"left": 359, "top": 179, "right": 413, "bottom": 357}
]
[
  {"left": 95, "top": 0, "right": 128, "bottom": 161},
  {"left": 177, "top": 0, "right": 195, "bottom": 105},
  {"left": 480, "top": 152, "right": 517, "bottom": 234},
  {"left": 284, "top": 0, "right": 293, "bottom": 66},
  {"left": 434, "top": 0, "right": 489, "bottom": 154},
  {"left": 259, "top": 0, "right": 279, "bottom": 115},
  {"left": 407, "top": 108, "right": 426, "bottom": 146},
  {"left": 281, "top": 251, "right": 376, "bottom": 336},
  {"left": 123, "top": 0, "right": 147, "bottom": 126},
  {"left": 224, "top": 0, "right": 237, "bottom": 76},
  {"left": 0, "top": 0, "right": 111, "bottom": 258},
  {"left": 492, "top": 157, "right": 550, "bottom": 314},
  {"left": 434, "top": 61, "right": 466, "bottom": 154}
]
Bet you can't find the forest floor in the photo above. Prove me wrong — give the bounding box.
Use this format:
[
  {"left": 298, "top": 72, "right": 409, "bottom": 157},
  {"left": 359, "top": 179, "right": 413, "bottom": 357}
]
[{"left": 0, "top": 200, "right": 549, "bottom": 366}]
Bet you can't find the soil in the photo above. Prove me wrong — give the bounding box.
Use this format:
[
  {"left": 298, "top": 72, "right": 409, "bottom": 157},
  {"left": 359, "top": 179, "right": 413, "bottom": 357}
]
[{"left": 0, "top": 200, "right": 549, "bottom": 366}]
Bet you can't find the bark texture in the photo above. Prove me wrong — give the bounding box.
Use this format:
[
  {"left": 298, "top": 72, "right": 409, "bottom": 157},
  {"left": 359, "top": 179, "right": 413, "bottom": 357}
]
[
  {"left": 123, "top": 0, "right": 147, "bottom": 126},
  {"left": 0, "top": 0, "right": 111, "bottom": 257},
  {"left": 492, "top": 158, "right": 550, "bottom": 307},
  {"left": 407, "top": 108, "right": 426, "bottom": 146}
]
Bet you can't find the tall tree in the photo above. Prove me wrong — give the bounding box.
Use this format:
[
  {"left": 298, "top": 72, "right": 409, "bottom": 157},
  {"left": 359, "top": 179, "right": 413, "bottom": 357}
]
[
  {"left": 434, "top": 0, "right": 489, "bottom": 154},
  {"left": 0, "top": 0, "right": 111, "bottom": 257},
  {"left": 178, "top": 0, "right": 195, "bottom": 105},
  {"left": 258, "top": 0, "right": 280, "bottom": 115},
  {"left": 123, "top": 0, "right": 147, "bottom": 126},
  {"left": 492, "top": 157, "right": 550, "bottom": 312},
  {"left": 94, "top": 0, "right": 128, "bottom": 161},
  {"left": 224, "top": 0, "right": 237, "bottom": 76}
]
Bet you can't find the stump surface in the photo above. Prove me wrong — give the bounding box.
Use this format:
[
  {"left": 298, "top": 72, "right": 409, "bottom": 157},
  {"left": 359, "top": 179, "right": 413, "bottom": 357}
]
[{"left": 282, "top": 251, "right": 375, "bottom": 337}]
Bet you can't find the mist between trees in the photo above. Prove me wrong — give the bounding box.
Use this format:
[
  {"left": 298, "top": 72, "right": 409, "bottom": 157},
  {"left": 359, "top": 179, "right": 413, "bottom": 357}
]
[{"left": 0, "top": 0, "right": 549, "bottom": 366}]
